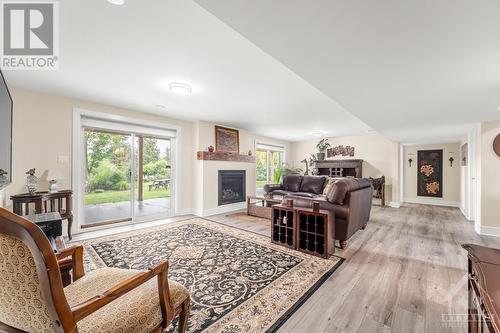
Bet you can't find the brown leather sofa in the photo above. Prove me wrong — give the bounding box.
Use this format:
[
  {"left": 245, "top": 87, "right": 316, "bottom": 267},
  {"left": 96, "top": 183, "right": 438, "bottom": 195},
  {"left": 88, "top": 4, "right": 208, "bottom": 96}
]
[{"left": 264, "top": 175, "right": 373, "bottom": 249}]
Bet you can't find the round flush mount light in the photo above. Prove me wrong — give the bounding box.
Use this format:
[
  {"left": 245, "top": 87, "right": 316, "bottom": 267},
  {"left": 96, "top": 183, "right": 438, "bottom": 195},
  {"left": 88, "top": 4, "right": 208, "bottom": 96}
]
[
  {"left": 108, "top": 0, "right": 125, "bottom": 5},
  {"left": 169, "top": 82, "right": 192, "bottom": 96}
]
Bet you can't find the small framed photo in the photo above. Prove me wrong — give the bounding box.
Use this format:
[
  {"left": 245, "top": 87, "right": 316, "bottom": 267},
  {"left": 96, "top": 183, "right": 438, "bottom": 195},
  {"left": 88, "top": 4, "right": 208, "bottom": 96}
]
[{"left": 215, "top": 125, "right": 239, "bottom": 153}]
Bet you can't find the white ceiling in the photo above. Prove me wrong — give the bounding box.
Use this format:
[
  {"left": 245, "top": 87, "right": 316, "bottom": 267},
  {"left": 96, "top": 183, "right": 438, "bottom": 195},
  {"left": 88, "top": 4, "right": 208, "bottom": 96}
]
[
  {"left": 5, "top": 0, "right": 500, "bottom": 143},
  {"left": 3, "top": 0, "right": 371, "bottom": 142},
  {"left": 194, "top": 0, "right": 500, "bottom": 143}
]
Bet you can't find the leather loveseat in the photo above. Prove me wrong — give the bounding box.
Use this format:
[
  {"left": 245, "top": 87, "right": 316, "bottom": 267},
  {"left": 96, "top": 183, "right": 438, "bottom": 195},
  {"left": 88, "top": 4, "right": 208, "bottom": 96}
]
[{"left": 264, "top": 175, "right": 373, "bottom": 249}]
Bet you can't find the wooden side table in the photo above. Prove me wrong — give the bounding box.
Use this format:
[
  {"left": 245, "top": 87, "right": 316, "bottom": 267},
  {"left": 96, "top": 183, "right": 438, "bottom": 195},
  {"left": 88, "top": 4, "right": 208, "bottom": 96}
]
[
  {"left": 11, "top": 190, "right": 74, "bottom": 240},
  {"left": 463, "top": 244, "right": 500, "bottom": 333}
]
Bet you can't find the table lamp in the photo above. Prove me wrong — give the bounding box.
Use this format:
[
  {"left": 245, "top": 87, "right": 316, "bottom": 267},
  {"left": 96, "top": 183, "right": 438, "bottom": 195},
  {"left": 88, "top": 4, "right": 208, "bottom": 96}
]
[{"left": 44, "top": 169, "right": 65, "bottom": 193}]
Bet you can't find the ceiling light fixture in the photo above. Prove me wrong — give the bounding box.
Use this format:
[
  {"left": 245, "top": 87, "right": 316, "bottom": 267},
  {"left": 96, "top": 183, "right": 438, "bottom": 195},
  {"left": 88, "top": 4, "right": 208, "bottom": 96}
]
[
  {"left": 169, "top": 82, "right": 192, "bottom": 96},
  {"left": 108, "top": 0, "right": 125, "bottom": 5},
  {"left": 312, "top": 132, "right": 323, "bottom": 137},
  {"left": 155, "top": 104, "right": 166, "bottom": 110}
]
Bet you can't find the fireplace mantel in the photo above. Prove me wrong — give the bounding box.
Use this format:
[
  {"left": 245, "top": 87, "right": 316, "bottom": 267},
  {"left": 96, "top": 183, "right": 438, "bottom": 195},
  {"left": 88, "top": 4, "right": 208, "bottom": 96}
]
[{"left": 197, "top": 151, "right": 255, "bottom": 163}]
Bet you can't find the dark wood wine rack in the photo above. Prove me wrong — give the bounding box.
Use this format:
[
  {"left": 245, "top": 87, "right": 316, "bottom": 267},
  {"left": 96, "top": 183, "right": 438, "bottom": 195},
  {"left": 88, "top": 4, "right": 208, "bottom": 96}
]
[
  {"left": 271, "top": 206, "right": 296, "bottom": 249},
  {"left": 297, "top": 209, "right": 334, "bottom": 258},
  {"left": 271, "top": 205, "right": 335, "bottom": 258}
]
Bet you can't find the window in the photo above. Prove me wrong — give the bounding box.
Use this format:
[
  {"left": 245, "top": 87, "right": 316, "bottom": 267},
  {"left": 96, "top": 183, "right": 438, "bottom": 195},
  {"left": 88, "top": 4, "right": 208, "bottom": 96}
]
[{"left": 256, "top": 143, "right": 285, "bottom": 190}]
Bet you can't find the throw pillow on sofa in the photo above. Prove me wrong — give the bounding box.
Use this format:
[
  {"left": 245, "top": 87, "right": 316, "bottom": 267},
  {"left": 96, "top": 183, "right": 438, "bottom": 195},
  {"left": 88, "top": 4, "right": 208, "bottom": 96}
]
[
  {"left": 283, "top": 175, "right": 302, "bottom": 192},
  {"left": 322, "top": 178, "right": 337, "bottom": 195},
  {"left": 299, "top": 175, "right": 327, "bottom": 194},
  {"left": 326, "top": 180, "right": 349, "bottom": 205}
]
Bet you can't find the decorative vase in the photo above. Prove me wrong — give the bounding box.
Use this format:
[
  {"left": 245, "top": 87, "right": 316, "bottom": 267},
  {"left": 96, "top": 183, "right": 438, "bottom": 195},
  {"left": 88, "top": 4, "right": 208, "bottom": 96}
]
[
  {"left": 208, "top": 145, "right": 215, "bottom": 153},
  {"left": 25, "top": 168, "right": 38, "bottom": 195},
  {"left": 248, "top": 150, "right": 252, "bottom": 156},
  {"left": 316, "top": 152, "right": 325, "bottom": 161}
]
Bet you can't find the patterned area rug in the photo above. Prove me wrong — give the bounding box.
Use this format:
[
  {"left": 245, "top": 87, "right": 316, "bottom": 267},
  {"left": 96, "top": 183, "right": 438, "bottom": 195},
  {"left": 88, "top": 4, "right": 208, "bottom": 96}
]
[{"left": 80, "top": 218, "right": 343, "bottom": 333}]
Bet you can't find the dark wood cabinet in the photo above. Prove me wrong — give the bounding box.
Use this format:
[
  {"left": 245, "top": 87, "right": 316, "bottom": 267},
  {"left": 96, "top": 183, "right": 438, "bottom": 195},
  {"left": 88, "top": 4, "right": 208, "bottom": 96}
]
[
  {"left": 297, "top": 209, "right": 335, "bottom": 258},
  {"left": 463, "top": 244, "right": 500, "bottom": 333},
  {"left": 316, "top": 159, "right": 363, "bottom": 178},
  {"left": 11, "top": 190, "right": 74, "bottom": 240}
]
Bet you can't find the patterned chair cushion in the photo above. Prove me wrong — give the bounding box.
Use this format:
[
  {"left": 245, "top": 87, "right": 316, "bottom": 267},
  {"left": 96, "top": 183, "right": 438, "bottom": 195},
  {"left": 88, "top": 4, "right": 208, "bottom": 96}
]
[
  {"left": 64, "top": 267, "right": 189, "bottom": 333},
  {"left": 0, "top": 235, "right": 56, "bottom": 333}
]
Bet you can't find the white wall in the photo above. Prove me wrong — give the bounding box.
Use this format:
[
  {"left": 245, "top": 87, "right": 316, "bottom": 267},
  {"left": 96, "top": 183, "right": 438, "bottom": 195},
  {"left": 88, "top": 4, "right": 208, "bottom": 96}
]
[
  {"left": 193, "top": 121, "right": 292, "bottom": 215},
  {"left": 5, "top": 88, "right": 196, "bottom": 216},
  {"left": 4, "top": 89, "right": 295, "bottom": 220},
  {"left": 291, "top": 134, "right": 400, "bottom": 205},
  {"left": 480, "top": 121, "right": 500, "bottom": 231},
  {"left": 403, "top": 143, "right": 461, "bottom": 206}
]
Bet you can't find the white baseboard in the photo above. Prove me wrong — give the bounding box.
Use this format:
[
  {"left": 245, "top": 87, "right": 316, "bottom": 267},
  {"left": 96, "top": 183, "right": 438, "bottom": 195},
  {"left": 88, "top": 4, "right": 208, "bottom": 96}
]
[
  {"left": 403, "top": 197, "right": 460, "bottom": 208},
  {"left": 189, "top": 202, "right": 246, "bottom": 218},
  {"left": 480, "top": 225, "right": 500, "bottom": 237},
  {"left": 176, "top": 208, "right": 197, "bottom": 216}
]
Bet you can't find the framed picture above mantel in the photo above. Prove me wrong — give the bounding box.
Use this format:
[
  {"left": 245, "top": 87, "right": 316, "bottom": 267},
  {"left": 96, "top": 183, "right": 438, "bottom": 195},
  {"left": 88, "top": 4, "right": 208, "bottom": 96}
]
[{"left": 215, "top": 125, "right": 239, "bottom": 153}]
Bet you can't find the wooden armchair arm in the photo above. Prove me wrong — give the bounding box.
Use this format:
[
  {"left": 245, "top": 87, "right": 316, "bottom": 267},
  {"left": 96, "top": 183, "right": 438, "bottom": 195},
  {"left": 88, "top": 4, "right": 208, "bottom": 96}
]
[
  {"left": 70, "top": 260, "right": 174, "bottom": 324},
  {"left": 57, "top": 245, "right": 85, "bottom": 281}
]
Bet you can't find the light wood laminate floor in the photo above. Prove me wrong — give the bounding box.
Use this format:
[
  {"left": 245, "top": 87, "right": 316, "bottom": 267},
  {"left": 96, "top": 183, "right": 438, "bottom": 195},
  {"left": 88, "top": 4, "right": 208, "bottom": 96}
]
[{"left": 210, "top": 204, "right": 500, "bottom": 333}]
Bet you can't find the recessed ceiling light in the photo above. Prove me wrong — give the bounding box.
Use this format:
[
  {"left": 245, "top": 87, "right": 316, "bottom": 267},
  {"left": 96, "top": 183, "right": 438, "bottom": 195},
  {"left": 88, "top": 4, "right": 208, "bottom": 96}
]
[
  {"left": 312, "top": 132, "right": 323, "bottom": 137},
  {"left": 155, "top": 104, "right": 166, "bottom": 110},
  {"left": 108, "top": 0, "right": 125, "bottom": 5},
  {"left": 169, "top": 82, "right": 192, "bottom": 96}
]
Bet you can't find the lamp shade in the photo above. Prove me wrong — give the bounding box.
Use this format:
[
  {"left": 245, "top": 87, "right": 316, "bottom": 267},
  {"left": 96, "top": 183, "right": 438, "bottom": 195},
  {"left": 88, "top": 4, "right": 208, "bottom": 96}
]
[{"left": 43, "top": 169, "right": 65, "bottom": 181}]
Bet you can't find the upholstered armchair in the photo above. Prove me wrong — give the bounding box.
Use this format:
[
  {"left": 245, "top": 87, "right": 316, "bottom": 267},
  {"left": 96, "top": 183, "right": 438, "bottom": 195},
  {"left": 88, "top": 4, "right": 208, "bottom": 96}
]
[{"left": 0, "top": 207, "right": 191, "bottom": 333}]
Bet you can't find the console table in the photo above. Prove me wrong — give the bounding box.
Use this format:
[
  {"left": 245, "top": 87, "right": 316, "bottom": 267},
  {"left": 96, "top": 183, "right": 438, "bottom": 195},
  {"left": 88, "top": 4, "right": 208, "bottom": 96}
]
[
  {"left": 463, "top": 244, "right": 500, "bottom": 333},
  {"left": 316, "top": 159, "right": 363, "bottom": 178},
  {"left": 272, "top": 204, "right": 335, "bottom": 258},
  {"left": 11, "top": 190, "right": 74, "bottom": 240}
]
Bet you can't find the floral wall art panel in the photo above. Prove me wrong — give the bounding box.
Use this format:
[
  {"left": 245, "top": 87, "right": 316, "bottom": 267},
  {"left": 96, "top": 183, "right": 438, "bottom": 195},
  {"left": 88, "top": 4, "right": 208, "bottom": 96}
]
[{"left": 417, "top": 149, "right": 443, "bottom": 198}]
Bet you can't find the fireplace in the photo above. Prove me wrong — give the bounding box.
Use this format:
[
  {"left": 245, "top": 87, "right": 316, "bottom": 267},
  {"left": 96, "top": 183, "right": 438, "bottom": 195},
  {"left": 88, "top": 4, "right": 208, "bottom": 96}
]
[{"left": 218, "top": 170, "right": 246, "bottom": 206}]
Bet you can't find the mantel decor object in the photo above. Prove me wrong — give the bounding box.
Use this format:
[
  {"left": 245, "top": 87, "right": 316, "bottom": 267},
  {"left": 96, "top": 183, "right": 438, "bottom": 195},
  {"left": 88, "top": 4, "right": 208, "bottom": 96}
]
[
  {"left": 25, "top": 168, "right": 38, "bottom": 195},
  {"left": 208, "top": 145, "right": 215, "bottom": 153},
  {"left": 215, "top": 125, "right": 239, "bottom": 153}
]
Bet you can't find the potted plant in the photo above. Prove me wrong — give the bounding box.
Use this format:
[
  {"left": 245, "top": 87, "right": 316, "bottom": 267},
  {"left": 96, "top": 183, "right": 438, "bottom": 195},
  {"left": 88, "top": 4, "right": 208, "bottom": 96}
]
[{"left": 316, "top": 138, "right": 330, "bottom": 161}]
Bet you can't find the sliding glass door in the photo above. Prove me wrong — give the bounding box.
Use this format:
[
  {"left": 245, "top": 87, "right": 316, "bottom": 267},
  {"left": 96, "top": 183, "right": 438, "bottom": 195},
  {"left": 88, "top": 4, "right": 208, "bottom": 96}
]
[
  {"left": 134, "top": 136, "right": 171, "bottom": 220},
  {"left": 84, "top": 129, "right": 133, "bottom": 226},
  {"left": 82, "top": 128, "right": 172, "bottom": 227}
]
